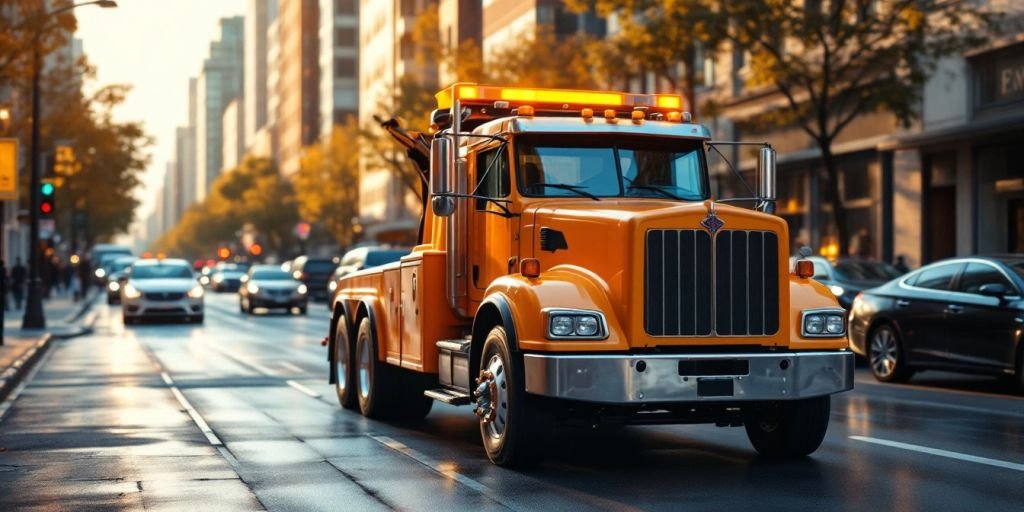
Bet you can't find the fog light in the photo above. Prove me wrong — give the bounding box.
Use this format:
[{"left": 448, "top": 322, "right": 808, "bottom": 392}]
[
  {"left": 574, "top": 315, "right": 599, "bottom": 336},
  {"left": 550, "top": 315, "right": 574, "bottom": 336}
]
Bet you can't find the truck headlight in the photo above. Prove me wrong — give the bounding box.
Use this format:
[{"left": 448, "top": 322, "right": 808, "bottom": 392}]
[
  {"left": 188, "top": 285, "right": 205, "bottom": 299},
  {"left": 122, "top": 284, "right": 142, "bottom": 299},
  {"left": 546, "top": 309, "right": 606, "bottom": 339},
  {"left": 828, "top": 285, "right": 845, "bottom": 297},
  {"left": 802, "top": 309, "right": 846, "bottom": 337}
]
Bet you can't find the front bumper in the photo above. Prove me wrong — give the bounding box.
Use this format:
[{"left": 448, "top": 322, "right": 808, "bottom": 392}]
[
  {"left": 523, "top": 351, "right": 854, "bottom": 404},
  {"left": 123, "top": 297, "right": 203, "bottom": 318}
]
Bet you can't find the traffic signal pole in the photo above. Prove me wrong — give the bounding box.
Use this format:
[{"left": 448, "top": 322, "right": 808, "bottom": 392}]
[{"left": 23, "top": 41, "right": 45, "bottom": 329}]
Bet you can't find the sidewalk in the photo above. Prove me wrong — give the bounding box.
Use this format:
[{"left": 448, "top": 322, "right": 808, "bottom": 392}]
[{"left": 0, "top": 291, "right": 97, "bottom": 403}]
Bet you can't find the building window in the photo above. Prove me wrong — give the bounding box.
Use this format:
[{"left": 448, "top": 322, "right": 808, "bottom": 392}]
[
  {"left": 335, "top": 57, "right": 356, "bottom": 78},
  {"left": 336, "top": 27, "right": 357, "bottom": 47},
  {"left": 336, "top": 0, "right": 355, "bottom": 14}
]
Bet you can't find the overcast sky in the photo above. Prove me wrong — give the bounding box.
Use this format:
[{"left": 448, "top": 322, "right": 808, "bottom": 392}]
[{"left": 74, "top": 0, "right": 246, "bottom": 227}]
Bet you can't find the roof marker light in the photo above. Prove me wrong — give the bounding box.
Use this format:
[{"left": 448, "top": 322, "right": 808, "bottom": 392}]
[
  {"left": 631, "top": 110, "right": 645, "bottom": 123},
  {"left": 518, "top": 105, "right": 535, "bottom": 117},
  {"left": 666, "top": 111, "right": 683, "bottom": 122},
  {"left": 604, "top": 109, "right": 617, "bottom": 122},
  {"left": 581, "top": 108, "right": 594, "bottom": 121}
]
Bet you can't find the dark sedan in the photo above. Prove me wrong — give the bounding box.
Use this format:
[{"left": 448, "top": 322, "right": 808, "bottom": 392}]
[
  {"left": 849, "top": 255, "right": 1024, "bottom": 391},
  {"left": 239, "top": 265, "right": 308, "bottom": 315},
  {"left": 792, "top": 256, "right": 904, "bottom": 309}
]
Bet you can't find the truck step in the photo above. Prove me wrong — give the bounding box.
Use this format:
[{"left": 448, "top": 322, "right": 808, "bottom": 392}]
[
  {"left": 436, "top": 338, "right": 471, "bottom": 354},
  {"left": 424, "top": 388, "right": 472, "bottom": 406}
]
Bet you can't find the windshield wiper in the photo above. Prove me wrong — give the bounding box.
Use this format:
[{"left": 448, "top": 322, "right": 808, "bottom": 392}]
[
  {"left": 534, "top": 183, "right": 600, "bottom": 201},
  {"left": 626, "top": 184, "right": 684, "bottom": 201}
]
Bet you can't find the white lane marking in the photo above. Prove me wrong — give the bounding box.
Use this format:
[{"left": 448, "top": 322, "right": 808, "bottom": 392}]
[
  {"left": 367, "top": 434, "right": 505, "bottom": 503},
  {"left": 160, "top": 372, "right": 173, "bottom": 385},
  {"left": 851, "top": 436, "right": 1024, "bottom": 472},
  {"left": 0, "top": 342, "right": 55, "bottom": 422},
  {"left": 279, "top": 361, "right": 304, "bottom": 373},
  {"left": 286, "top": 379, "right": 322, "bottom": 398},
  {"left": 164, "top": 373, "right": 223, "bottom": 446}
]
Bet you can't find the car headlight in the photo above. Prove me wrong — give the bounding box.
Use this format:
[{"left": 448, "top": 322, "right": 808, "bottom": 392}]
[
  {"left": 108, "top": 281, "right": 120, "bottom": 292},
  {"left": 547, "top": 310, "right": 606, "bottom": 339},
  {"left": 199, "top": 275, "right": 210, "bottom": 285},
  {"left": 213, "top": 274, "right": 224, "bottom": 283},
  {"left": 247, "top": 283, "right": 259, "bottom": 294},
  {"left": 328, "top": 281, "right": 337, "bottom": 292},
  {"left": 297, "top": 284, "right": 308, "bottom": 295},
  {"left": 828, "top": 285, "right": 845, "bottom": 297},
  {"left": 95, "top": 268, "right": 106, "bottom": 278},
  {"left": 802, "top": 310, "right": 846, "bottom": 337},
  {"left": 122, "top": 284, "right": 142, "bottom": 299},
  {"left": 188, "top": 285, "right": 205, "bottom": 299}
]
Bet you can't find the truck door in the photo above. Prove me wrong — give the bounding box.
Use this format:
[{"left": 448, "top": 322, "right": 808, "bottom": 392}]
[{"left": 470, "top": 145, "right": 516, "bottom": 295}]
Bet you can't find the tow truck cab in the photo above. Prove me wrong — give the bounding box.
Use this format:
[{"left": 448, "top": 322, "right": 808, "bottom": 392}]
[{"left": 329, "top": 84, "right": 853, "bottom": 467}]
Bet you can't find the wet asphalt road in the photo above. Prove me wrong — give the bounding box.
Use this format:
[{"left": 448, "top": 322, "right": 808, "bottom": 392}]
[{"left": 1, "top": 293, "right": 1023, "bottom": 511}]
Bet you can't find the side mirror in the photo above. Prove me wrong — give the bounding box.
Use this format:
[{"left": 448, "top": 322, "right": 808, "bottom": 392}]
[
  {"left": 757, "top": 146, "right": 776, "bottom": 213},
  {"left": 430, "top": 137, "right": 455, "bottom": 217},
  {"left": 978, "top": 283, "right": 1010, "bottom": 299}
]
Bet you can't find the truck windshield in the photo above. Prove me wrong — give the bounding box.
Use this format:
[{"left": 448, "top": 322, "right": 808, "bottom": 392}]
[{"left": 517, "top": 136, "right": 707, "bottom": 201}]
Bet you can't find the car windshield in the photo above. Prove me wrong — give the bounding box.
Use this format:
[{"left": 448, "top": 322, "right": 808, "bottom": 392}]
[
  {"left": 132, "top": 265, "right": 193, "bottom": 279},
  {"left": 109, "top": 259, "right": 136, "bottom": 272},
  {"left": 833, "top": 261, "right": 904, "bottom": 281},
  {"left": 365, "top": 250, "right": 408, "bottom": 267},
  {"left": 517, "top": 136, "right": 706, "bottom": 200},
  {"left": 251, "top": 269, "right": 292, "bottom": 280}
]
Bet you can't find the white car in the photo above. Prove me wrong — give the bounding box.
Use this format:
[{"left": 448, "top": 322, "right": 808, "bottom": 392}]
[{"left": 121, "top": 258, "right": 205, "bottom": 325}]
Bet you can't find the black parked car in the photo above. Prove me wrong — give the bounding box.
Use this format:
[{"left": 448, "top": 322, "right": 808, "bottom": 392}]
[
  {"left": 791, "top": 256, "right": 904, "bottom": 309},
  {"left": 210, "top": 262, "right": 250, "bottom": 292},
  {"left": 290, "top": 256, "right": 337, "bottom": 301},
  {"left": 849, "top": 255, "right": 1024, "bottom": 391}
]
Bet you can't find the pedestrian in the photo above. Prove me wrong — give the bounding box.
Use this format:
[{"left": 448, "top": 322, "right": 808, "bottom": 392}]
[
  {"left": 70, "top": 272, "right": 82, "bottom": 302},
  {"left": 11, "top": 258, "right": 27, "bottom": 310},
  {"left": 62, "top": 262, "right": 74, "bottom": 297},
  {"left": 893, "top": 255, "right": 910, "bottom": 274}
]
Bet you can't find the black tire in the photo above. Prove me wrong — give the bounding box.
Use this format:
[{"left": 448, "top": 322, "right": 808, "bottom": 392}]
[
  {"left": 333, "top": 314, "right": 358, "bottom": 410},
  {"left": 298, "top": 306, "right": 308, "bottom": 316},
  {"left": 868, "top": 323, "right": 914, "bottom": 383},
  {"left": 122, "top": 314, "right": 131, "bottom": 326},
  {"left": 1016, "top": 351, "right": 1024, "bottom": 395},
  {"left": 193, "top": 315, "right": 204, "bottom": 324},
  {"left": 247, "top": 301, "right": 256, "bottom": 315},
  {"left": 355, "top": 317, "right": 399, "bottom": 418},
  {"left": 107, "top": 296, "right": 116, "bottom": 305},
  {"left": 744, "top": 395, "right": 831, "bottom": 457},
  {"left": 478, "top": 325, "right": 550, "bottom": 468}
]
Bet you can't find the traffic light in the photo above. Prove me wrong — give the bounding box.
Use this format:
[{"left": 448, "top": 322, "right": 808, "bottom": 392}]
[
  {"left": 40, "top": 180, "right": 55, "bottom": 216},
  {"left": 217, "top": 247, "right": 231, "bottom": 260}
]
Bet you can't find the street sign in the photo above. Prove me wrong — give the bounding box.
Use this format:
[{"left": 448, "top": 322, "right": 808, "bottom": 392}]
[{"left": 0, "top": 138, "right": 18, "bottom": 201}]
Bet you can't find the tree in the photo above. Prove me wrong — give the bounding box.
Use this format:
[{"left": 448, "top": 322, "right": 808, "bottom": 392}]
[
  {"left": 568, "top": 0, "right": 726, "bottom": 111},
  {"left": 296, "top": 118, "right": 361, "bottom": 248},
  {"left": 722, "top": 0, "right": 997, "bottom": 255}
]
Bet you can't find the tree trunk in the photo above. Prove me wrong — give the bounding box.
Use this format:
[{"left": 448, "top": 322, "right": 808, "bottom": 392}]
[{"left": 818, "top": 139, "right": 849, "bottom": 257}]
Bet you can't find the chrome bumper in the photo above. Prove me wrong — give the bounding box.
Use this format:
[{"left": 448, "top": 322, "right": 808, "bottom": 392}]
[{"left": 523, "top": 351, "right": 854, "bottom": 404}]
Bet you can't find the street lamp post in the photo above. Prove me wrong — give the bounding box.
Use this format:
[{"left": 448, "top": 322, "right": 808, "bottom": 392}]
[{"left": 22, "top": 0, "right": 117, "bottom": 329}]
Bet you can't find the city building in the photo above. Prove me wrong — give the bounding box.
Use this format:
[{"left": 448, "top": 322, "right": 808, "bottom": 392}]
[
  {"left": 274, "top": 0, "right": 320, "bottom": 177},
  {"left": 245, "top": 0, "right": 277, "bottom": 154},
  {"left": 358, "top": 0, "right": 437, "bottom": 244},
  {"left": 318, "top": 0, "right": 359, "bottom": 137},
  {"left": 262, "top": 15, "right": 282, "bottom": 162},
  {"left": 194, "top": 16, "right": 244, "bottom": 201},
  {"left": 173, "top": 125, "right": 193, "bottom": 222},
  {"left": 481, "top": 0, "right": 605, "bottom": 61},
  {"left": 221, "top": 99, "right": 244, "bottom": 171},
  {"left": 438, "top": 0, "right": 481, "bottom": 86}
]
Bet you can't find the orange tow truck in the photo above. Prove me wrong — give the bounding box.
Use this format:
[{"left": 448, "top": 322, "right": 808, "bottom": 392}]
[{"left": 328, "top": 85, "right": 853, "bottom": 467}]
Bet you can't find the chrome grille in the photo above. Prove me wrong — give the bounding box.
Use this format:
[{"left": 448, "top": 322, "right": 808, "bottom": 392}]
[
  {"left": 144, "top": 292, "right": 185, "bottom": 301},
  {"left": 645, "top": 229, "right": 779, "bottom": 337}
]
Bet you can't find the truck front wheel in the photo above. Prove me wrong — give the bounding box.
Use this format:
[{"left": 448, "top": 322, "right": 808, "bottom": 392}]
[
  {"left": 744, "top": 395, "right": 831, "bottom": 457},
  {"left": 477, "top": 326, "right": 550, "bottom": 468}
]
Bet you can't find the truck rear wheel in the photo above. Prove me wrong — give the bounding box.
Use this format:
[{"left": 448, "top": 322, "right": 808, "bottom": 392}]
[
  {"left": 333, "top": 314, "right": 358, "bottom": 410},
  {"left": 744, "top": 395, "right": 831, "bottom": 457},
  {"left": 477, "top": 325, "right": 550, "bottom": 468},
  {"left": 355, "top": 317, "right": 399, "bottom": 419}
]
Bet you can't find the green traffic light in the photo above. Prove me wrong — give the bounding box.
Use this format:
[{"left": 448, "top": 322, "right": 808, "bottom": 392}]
[{"left": 41, "top": 183, "right": 55, "bottom": 196}]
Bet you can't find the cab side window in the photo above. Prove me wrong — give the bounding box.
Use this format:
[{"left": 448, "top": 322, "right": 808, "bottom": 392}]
[
  {"left": 956, "top": 263, "right": 1016, "bottom": 295},
  {"left": 475, "top": 146, "right": 510, "bottom": 209},
  {"left": 913, "top": 263, "right": 962, "bottom": 291}
]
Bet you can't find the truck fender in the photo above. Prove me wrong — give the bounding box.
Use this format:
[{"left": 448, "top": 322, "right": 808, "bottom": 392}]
[{"left": 471, "top": 295, "right": 520, "bottom": 377}]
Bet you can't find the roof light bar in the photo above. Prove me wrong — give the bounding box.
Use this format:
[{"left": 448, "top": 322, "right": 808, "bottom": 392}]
[{"left": 436, "top": 84, "right": 684, "bottom": 112}]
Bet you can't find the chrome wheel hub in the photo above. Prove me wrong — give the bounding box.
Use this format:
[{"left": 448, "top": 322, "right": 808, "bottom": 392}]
[
  {"left": 336, "top": 338, "right": 348, "bottom": 392},
  {"left": 474, "top": 354, "right": 509, "bottom": 439},
  {"left": 870, "top": 329, "right": 898, "bottom": 377},
  {"left": 358, "top": 338, "right": 370, "bottom": 399}
]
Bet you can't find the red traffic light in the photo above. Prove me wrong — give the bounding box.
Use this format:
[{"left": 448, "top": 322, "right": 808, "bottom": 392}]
[{"left": 40, "top": 202, "right": 53, "bottom": 214}]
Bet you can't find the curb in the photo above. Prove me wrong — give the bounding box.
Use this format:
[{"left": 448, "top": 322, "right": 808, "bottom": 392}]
[{"left": 0, "top": 294, "right": 100, "bottom": 404}]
